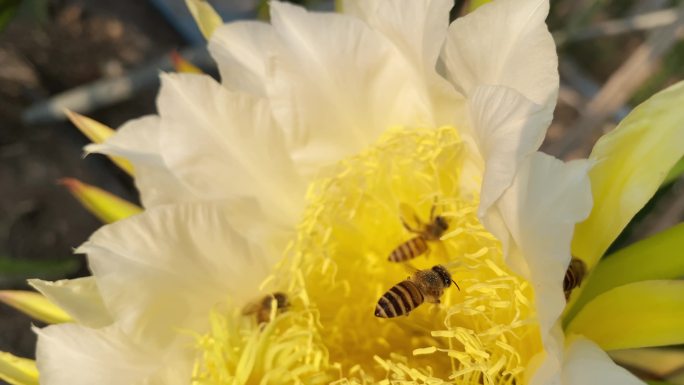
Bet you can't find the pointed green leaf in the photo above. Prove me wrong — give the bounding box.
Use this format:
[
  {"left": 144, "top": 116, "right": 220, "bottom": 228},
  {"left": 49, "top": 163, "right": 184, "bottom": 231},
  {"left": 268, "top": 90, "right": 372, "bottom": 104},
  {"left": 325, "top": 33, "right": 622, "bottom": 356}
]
[
  {"left": 566, "top": 280, "right": 684, "bottom": 351},
  {"left": 572, "top": 80, "right": 684, "bottom": 269},
  {"left": 64, "top": 110, "right": 134, "bottom": 175},
  {"left": 610, "top": 348, "right": 684, "bottom": 379},
  {"left": 60, "top": 178, "right": 142, "bottom": 223},
  {"left": 0, "top": 290, "right": 71, "bottom": 324},
  {"left": 565, "top": 222, "right": 684, "bottom": 324},
  {"left": 0, "top": 352, "right": 38, "bottom": 385},
  {"left": 185, "top": 0, "right": 222, "bottom": 40},
  {"left": 468, "top": 0, "right": 493, "bottom": 12}
]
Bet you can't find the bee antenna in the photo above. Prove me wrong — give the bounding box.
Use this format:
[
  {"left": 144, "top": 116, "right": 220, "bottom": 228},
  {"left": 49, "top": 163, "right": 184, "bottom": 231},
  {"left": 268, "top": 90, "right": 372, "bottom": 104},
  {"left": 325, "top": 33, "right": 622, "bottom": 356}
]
[{"left": 452, "top": 279, "right": 460, "bottom": 291}]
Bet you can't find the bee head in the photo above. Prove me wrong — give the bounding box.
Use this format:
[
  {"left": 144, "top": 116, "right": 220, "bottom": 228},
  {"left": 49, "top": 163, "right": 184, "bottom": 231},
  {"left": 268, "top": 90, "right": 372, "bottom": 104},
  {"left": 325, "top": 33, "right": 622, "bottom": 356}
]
[
  {"left": 434, "top": 215, "right": 448, "bottom": 231},
  {"left": 272, "top": 292, "right": 289, "bottom": 309},
  {"left": 431, "top": 265, "right": 452, "bottom": 287}
]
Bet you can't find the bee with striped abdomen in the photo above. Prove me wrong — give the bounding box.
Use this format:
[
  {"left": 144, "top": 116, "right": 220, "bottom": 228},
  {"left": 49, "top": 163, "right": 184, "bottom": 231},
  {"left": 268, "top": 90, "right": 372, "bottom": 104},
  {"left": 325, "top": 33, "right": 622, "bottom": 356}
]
[
  {"left": 388, "top": 202, "right": 449, "bottom": 262},
  {"left": 563, "top": 258, "right": 587, "bottom": 300},
  {"left": 374, "top": 265, "right": 459, "bottom": 318},
  {"left": 243, "top": 292, "right": 289, "bottom": 324}
]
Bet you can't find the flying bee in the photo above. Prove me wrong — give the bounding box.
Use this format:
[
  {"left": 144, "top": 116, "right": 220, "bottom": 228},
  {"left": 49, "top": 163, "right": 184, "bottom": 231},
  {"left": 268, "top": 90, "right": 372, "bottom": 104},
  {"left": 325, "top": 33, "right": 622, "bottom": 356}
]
[
  {"left": 374, "top": 265, "right": 459, "bottom": 318},
  {"left": 563, "top": 258, "right": 587, "bottom": 300},
  {"left": 388, "top": 202, "right": 449, "bottom": 262},
  {"left": 242, "top": 292, "right": 289, "bottom": 324}
]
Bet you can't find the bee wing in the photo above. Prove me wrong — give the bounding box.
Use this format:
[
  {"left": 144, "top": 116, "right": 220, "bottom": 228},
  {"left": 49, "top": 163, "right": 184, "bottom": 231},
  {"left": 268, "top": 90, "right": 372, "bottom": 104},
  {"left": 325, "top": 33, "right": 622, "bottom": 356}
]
[
  {"left": 398, "top": 202, "right": 423, "bottom": 231},
  {"left": 242, "top": 300, "right": 262, "bottom": 315},
  {"left": 402, "top": 262, "right": 420, "bottom": 275}
]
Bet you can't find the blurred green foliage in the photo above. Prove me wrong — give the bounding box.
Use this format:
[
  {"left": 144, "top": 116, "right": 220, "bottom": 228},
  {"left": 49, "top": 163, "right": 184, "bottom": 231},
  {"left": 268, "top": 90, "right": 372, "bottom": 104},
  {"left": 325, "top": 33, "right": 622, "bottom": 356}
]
[
  {"left": 0, "top": 0, "right": 48, "bottom": 33},
  {"left": 0, "top": 0, "right": 21, "bottom": 32},
  {"left": 0, "top": 255, "right": 80, "bottom": 284}
]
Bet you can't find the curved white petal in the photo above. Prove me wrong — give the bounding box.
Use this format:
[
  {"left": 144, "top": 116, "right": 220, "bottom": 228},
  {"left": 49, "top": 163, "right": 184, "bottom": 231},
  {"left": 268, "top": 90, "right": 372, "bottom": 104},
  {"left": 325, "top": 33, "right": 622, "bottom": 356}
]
[
  {"left": 469, "top": 85, "right": 549, "bottom": 216},
  {"left": 267, "top": 2, "right": 440, "bottom": 174},
  {"left": 28, "top": 277, "right": 112, "bottom": 328},
  {"left": 343, "top": 0, "right": 452, "bottom": 72},
  {"left": 209, "top": 20, "right": 278, "bottom": 96},
  {"left": 341, "top": 0, "right": 464, "bottom": 127},
  {"left": 442, "top": 0, "right": 558, "bottom": 115},
  {"left": 76, "top": 201, "right": 274, "bottom": 347},
  {"left": 492, "top": 153, "right": 592, "bottom": 331},
  {"left": 485, "top": 153, "right": 592, "bottom": 385},
  {"left": 562, "top": 336, "right": 647, "bottom": 385},
  {"left": 86, "top": 116, "right": 197, "bottom": 208},
  {"left": 527, "top": 323, "right": 564, "bottom": 385},
  {"left": 35, "top": 323, "right": 191, "bottom": 385},
  {"left": 157, "top": 73, "right": 305, "bottom": 227}
]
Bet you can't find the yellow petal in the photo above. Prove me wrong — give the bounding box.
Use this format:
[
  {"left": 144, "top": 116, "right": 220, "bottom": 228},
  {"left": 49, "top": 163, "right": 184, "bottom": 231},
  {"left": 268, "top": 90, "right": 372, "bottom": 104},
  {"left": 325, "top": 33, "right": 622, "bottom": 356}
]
[
  {"left": 185, "top": 0, "right": 222, "bottom": 40},
  {"left": 572, "top": 81, "right": 684, "bottom": 269},
  {"left": 59, "top": 178, "right": 142, "bottom": 223},
  {"left": 0, "top": 291, "right": 71, "bottom": 324},
  {"left": 64, "top": 110, "right": 134, "bottom": 175},
  {"left": 565, "top": 222, "right": 684, "bottom": 324},
  {"left": 566, "top": 280, "right": 684, "bottom": 351},
  {"left": 170, "top": 50, "right": 203, "bottom": 74},
  {"left": 0, "top": 352, "right": 39, "bottom": 385}
]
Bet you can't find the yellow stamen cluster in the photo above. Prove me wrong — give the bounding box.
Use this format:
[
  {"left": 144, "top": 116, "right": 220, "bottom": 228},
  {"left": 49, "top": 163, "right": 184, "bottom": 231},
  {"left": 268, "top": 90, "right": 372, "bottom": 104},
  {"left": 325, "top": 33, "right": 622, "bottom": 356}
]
[{"left": 193, "top": 127, "right": 543, "bottom": 385}]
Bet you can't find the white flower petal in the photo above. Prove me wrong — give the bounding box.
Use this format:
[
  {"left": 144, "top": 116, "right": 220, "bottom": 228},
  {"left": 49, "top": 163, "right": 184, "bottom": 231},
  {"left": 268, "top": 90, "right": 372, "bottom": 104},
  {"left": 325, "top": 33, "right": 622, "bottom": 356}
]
[
  {"left": 76, "top": 201, "right": 273, "bottom": 347},
  {"left": 343, "top": 0, "right": 451, "bottom": 69},
  {"left": 86, "top": 115, "right": 197, "bottom": 208},
  {"left": 443, "top": 0, "right": 558, "bottom": 114},
  {"left": 492, "top": 153, "right": 592, "bottom": 332},
  {"left": 35, "top": 323, "right": 191, "bottom": 385},
  {"left": 342, "top": 0, "right": 464, "bottom": 127},
  {"left": 28, "top": 277, "right": 112, "bottom": 328},
  {"left": 209, "top": 20, "right": 277, "bottom": 96},
  {"left": 527, "top": 323, "right": 564, "bottom": 385},
  {"left": 157, "top": 73, "right": 305, "bottom": 227},
  {"left": 267, "top": 2, "right": 439, "bottom": 174},
  {"left": 469, "top": 85, "right": 549, "bottom": 216},
  {"left": 562, "top": 336, "right": 647, "bottom": 385},
  {"left": 485, "top": 153, "right": 592, "bottom": 385}
]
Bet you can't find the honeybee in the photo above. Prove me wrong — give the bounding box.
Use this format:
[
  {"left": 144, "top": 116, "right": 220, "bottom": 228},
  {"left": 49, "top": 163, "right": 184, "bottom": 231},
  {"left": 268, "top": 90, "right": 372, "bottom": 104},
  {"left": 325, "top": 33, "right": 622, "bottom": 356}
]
[
  {"left": 374, "top": 265, "right": 459, "bottom": 318},
  {"left": 242, "top": 292, "right": 289, "bottom": 324},
  {"left": 388, "top": 202, "right": 449, "bottom": 262},
  {"left": 563, "top": 258, "right": 587, "bottom": 300}
]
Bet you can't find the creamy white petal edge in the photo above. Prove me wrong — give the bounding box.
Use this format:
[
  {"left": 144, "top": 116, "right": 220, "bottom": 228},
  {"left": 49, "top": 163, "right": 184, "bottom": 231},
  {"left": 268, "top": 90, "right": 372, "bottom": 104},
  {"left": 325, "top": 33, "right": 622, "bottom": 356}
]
[
  {"left": 86, "top": 115, "right": 198, "bottom": 208},
  {"left": 562, "top": 336, "right": 647, "bottom": 385},
  {"left": 28, "top": 277, "right": 112, "bottom": 328},
  {"left": 35, "top": 323, "right": 191, "bottom": 385}
]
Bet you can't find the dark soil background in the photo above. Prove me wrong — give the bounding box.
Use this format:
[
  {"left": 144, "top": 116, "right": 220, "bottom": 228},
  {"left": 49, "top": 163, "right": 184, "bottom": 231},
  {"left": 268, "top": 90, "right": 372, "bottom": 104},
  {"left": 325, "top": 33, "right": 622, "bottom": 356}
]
[{"left": 0, "top": 0, "right": 181, "bottom": 362}]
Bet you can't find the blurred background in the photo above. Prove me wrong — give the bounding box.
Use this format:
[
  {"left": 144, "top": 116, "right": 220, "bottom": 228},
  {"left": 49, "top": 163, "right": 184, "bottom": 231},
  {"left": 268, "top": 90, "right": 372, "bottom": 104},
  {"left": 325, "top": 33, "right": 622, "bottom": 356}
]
[{"left": 0, "top": 0, "right": 682, "bottom": 382}]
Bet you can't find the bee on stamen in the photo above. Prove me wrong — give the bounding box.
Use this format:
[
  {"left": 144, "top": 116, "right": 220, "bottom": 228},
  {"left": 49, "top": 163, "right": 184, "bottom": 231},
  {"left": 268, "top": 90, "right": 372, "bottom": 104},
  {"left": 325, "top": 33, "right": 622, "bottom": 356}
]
[
  {"left": 374, "top": 265, "right": 459, "bottom": 318},
  {"left": 242, "top": 292, "right": 289, "bottom": 324},
  {"left": 563, "top": 258, "right": 587, "bottom": 300},
  {"left": 388, "top": 202, "right": 449, "bottom": 263}
]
